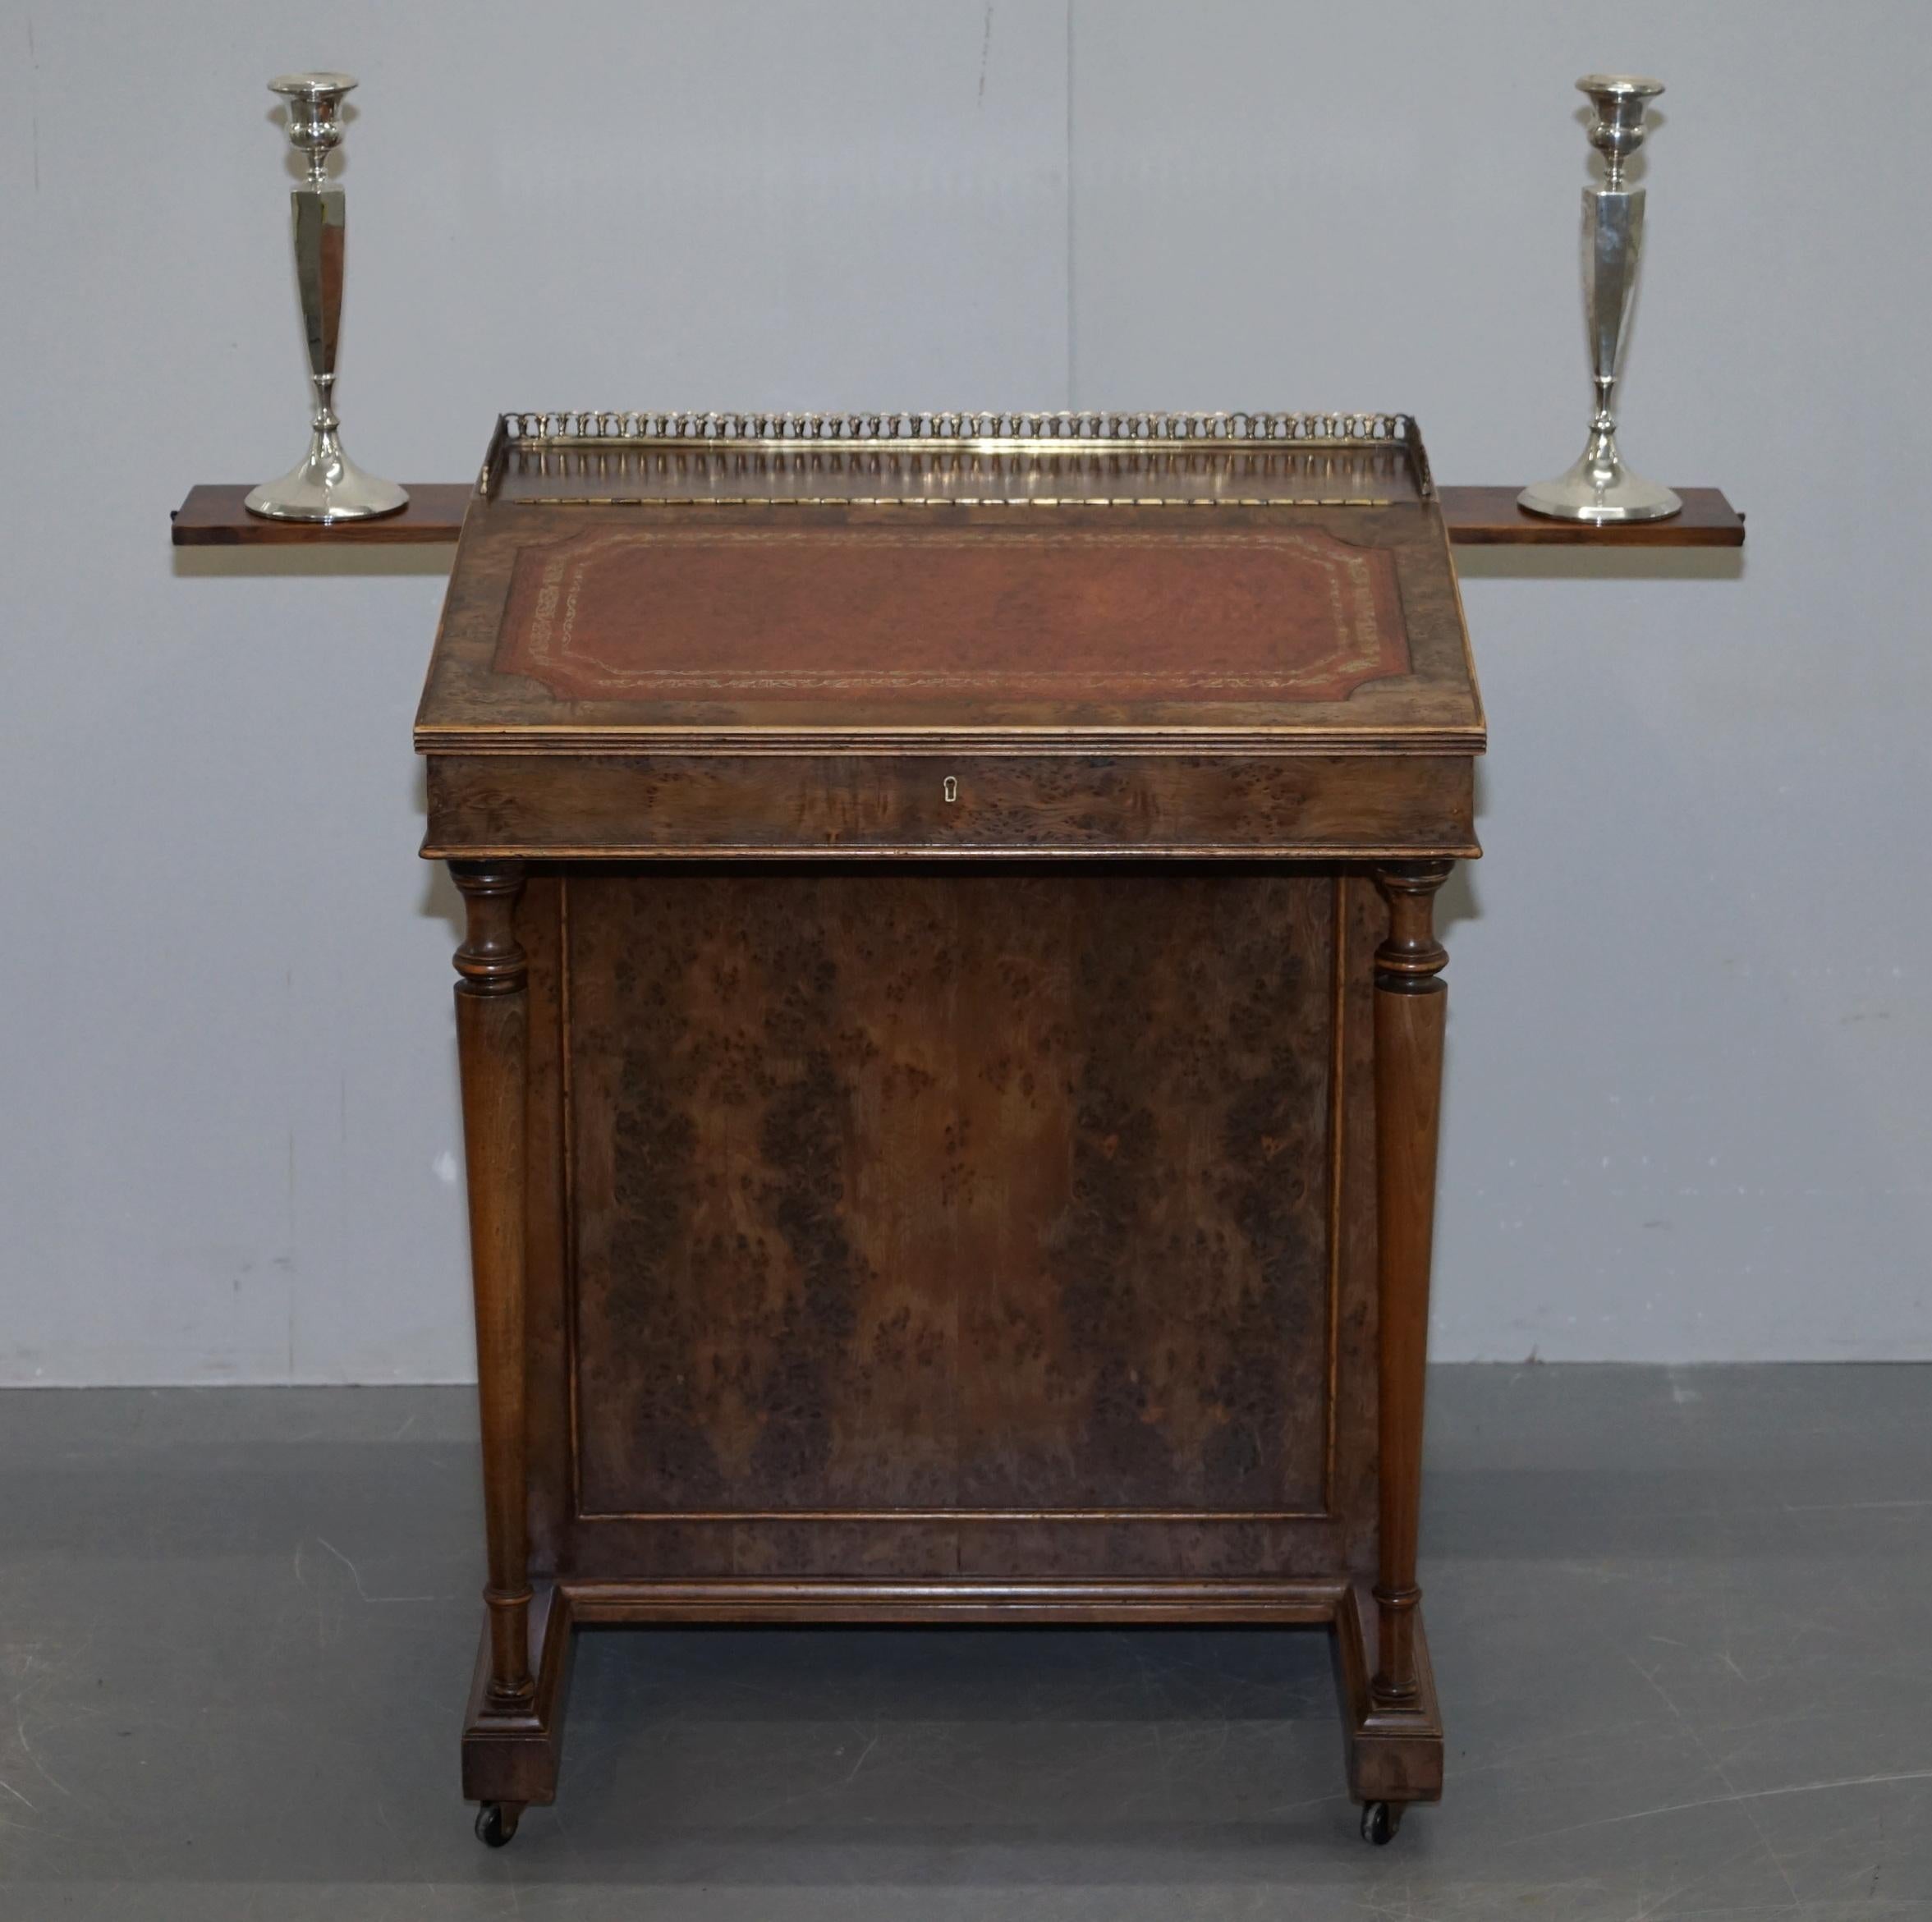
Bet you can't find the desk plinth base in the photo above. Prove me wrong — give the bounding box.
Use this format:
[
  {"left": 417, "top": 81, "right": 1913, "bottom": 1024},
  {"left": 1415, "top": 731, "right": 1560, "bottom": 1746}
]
[
  {"left": 461, "top": 1580, "right": 573, "bottom": 1825},
  {"left": 461, "top": 1577, "right": 1443, "bottom": 1835}
]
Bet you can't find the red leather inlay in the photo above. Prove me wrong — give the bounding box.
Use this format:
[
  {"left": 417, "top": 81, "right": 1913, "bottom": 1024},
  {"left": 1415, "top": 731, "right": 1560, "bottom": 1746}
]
[{"left": 493, "top": 522, "right": 1410, "bottom": 705}]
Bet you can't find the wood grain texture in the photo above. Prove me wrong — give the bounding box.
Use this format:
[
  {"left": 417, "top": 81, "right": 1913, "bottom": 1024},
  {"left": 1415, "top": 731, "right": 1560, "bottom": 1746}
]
[
  {"left": 563, "top": 869, "right": 1342, "bottom": 1557},
  {"left": 424, "top": 752, "right": 1478, "bottom": 860},
  {"left": 461, "top": 1580, "right": 571, "bottom": 1808},
  {"left": 518, "top": 877, "right": 571, "bottom": 1579},
  {"left": 562, "top": 1576, "right": 1351, "bottom": 1623},
  {"left": 1369, "top": 861, "right": 1452, "bottom": 1711},
  {"left": 1439, "top": 485, "right": 1743, "bottom": 547},
  {"left": 172, "top": 483, "right": 471, "bottom": 544},
  {"left": 1333, "top": 1580, "right": 1445, "bottom": 1805},
  {"left": 452, "top": 860, "right": 535, "bottom": 1708},
  {"left": 175, "top": 481, "right": 1742, "bottom": 547}
]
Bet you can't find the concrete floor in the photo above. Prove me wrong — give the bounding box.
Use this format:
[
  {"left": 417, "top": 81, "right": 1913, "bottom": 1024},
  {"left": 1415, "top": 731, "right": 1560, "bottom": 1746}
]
[{"left": 0, "top": 1366, "right": 1927, "bottom": 1920}]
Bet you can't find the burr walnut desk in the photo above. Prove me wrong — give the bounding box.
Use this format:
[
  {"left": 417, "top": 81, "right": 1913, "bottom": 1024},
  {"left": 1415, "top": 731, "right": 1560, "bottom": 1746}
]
[{"left": 415, "top": 411, "right": 1484, "bottom": 1848}]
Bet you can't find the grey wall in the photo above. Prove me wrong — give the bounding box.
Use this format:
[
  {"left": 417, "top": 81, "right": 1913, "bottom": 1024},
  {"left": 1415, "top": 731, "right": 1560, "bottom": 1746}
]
[{"left": 2, "top": 0, "right": 1925, "bottom": 1382}]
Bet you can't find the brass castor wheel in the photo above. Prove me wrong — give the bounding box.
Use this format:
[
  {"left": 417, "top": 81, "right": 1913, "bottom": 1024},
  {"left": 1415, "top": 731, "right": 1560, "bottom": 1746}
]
[
  {"left": 475, "top": 1800, "right": 523, "bottom": 1847},
  {"left": 1360, "top": 1800, "right": 1402, "bottom": 1846}
]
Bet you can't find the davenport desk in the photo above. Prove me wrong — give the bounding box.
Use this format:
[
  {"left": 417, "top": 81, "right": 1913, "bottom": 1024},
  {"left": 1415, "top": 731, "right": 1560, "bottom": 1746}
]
[{"left": 415, "top": 411, "right": 1485, "bottom": 1847}]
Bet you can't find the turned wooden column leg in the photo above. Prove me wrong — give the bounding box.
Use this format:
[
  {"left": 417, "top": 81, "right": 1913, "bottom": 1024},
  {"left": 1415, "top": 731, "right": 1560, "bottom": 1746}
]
[
  {"left": 1370, "top": 859, "right": 1452, "bottom": 1710},
  {"left": 452, "top": 859, "right": 534, "bottom": 1710}
]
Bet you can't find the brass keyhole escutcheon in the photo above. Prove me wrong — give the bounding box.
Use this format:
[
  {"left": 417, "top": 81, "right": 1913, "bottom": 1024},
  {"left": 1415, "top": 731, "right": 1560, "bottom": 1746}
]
[{"left": 943, "top": 775, "right": 959, "bottom": 805}]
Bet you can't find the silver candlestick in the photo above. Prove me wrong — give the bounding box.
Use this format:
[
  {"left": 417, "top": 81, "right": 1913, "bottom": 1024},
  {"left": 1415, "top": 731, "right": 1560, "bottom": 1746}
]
[
  {"left": 246, "top": 73, "right": 407, "bottom": 523},
  {"left": 1520, "top": 76, "right": 1681, "bottom": 523}
]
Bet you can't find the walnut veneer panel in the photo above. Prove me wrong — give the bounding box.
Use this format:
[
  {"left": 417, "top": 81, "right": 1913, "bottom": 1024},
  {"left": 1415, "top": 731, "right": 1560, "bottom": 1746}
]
[
  {"left": 557, "top": 869, "right": 1363, "bottom": 1572},
  {"left": 423, "top": 752, "right": 1476, "bottom": 860}
]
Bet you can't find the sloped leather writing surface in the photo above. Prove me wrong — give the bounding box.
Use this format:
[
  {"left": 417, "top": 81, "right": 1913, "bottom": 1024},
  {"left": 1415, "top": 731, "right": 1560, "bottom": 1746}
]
[{"left": 493, "top": 521, "right": 1410, "bottom": 705}]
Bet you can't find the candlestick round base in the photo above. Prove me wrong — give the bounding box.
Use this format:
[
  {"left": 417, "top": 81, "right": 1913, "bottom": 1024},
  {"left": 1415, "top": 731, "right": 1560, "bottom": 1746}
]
[
  {"left": 1520, "top": 442, "right": 1682, "bottom": 524},
  {"left": 246, "top": 432, "right": 408, "bottom": 524}
]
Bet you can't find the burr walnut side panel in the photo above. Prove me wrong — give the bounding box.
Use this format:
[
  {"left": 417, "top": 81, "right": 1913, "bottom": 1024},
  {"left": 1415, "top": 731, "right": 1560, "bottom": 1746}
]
[{"left": 561, "top": 868, "right": 1342, "bottom": 1545}]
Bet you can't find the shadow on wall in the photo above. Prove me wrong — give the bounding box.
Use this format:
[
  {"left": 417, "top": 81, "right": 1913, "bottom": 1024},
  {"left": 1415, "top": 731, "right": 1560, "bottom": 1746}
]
[
  {"left": 169, "top": 542, "right": 466, "bottom": 941},
  {"left": 1452, "top": 546, "right": 1743, "bottom": 585},
  {"left": 169, "top": 547, "right": 455, "bottom": 581}
]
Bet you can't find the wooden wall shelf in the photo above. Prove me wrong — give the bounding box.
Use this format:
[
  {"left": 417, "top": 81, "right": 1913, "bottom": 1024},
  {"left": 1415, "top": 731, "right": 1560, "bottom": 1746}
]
[
  {"left": 1438, "top": 488, "right": 1742, "bottom": 547},
  {"left": 172, "top": 484, "right": 1743, "bottom": 550},
  {"left": 173, "top": 484, "right": 473, "bottom": 547}
]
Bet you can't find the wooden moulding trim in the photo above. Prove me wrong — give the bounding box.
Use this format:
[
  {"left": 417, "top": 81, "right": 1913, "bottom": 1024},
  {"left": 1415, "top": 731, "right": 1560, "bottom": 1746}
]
[
  {"left": 1333, "top": 1584, "right": 1445, "bottom": 1745},
  {"left": 558, "top": 1576, "right": 1353, "bottom": 1626},
  {"left": 572, "top": 1506, "right": 1333, "bottom": 1524},
  {"left": 1320, "top": 871, "right": 1349, "bottom": 1513},
  {"left": 462, "top": 1580, "right": 569, "bottom": 1737},
  {"left": 461, "top": 1581, "right": 575, "bottom": 1807},
  {"left": 1330, "top": 1584, "right": 1445, "bottom": 1805},
  {"left": 413, "top": 729, "right": 1489, "bottom": 756},
  {"left": 421, "top": 839, "right": 1484, "bottom": 861}
]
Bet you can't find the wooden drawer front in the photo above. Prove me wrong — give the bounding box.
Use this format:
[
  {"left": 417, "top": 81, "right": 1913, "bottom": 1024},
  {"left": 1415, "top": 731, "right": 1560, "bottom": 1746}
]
[{"left": 424, "top": 752, "right": 1475, "bottom": 859}]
